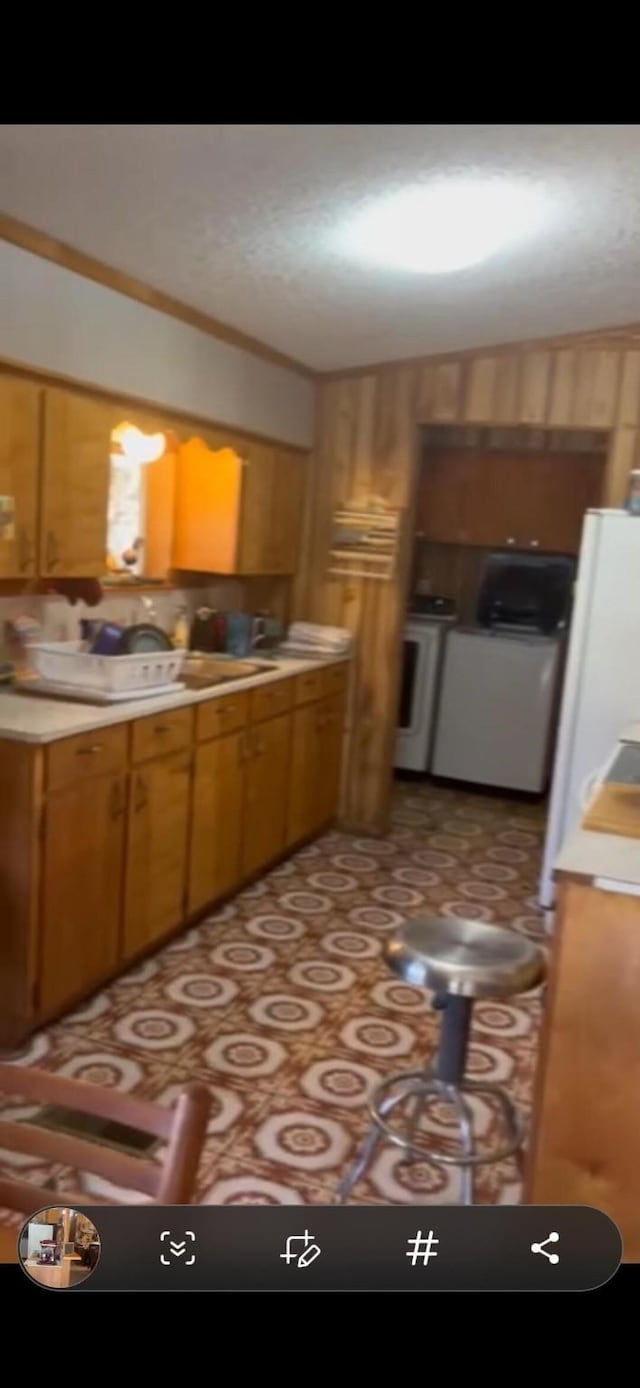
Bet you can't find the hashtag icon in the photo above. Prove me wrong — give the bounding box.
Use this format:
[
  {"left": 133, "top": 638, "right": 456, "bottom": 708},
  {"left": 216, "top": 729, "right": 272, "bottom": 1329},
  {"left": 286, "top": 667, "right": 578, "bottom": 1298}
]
[{"left": 406, "top": 1229, "right": 439, "bottom": 1265}]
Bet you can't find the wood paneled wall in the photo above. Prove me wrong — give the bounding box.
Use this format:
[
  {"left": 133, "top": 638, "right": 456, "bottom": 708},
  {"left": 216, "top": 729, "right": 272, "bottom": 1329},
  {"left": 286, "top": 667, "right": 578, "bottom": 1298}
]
[{"left": 295, "top": 334, "right": 640, "bottom": 833}]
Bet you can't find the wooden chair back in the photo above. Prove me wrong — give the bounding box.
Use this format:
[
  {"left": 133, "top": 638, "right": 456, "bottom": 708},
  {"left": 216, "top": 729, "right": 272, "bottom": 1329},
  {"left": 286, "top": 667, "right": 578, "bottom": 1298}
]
[{"left": 0, "top": 1064, "right": 210, "bottom": 1213}]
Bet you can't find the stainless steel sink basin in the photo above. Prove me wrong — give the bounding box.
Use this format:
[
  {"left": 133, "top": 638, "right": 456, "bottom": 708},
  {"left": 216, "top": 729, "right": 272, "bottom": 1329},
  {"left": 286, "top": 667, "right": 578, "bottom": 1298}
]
[{"left": 181, "top": 656, "right": 276, "bottom": 690}]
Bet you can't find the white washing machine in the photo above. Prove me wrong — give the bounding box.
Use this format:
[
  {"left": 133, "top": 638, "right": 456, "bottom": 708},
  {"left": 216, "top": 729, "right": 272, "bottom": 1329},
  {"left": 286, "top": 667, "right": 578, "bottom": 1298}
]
[{"left": 394, "top": 616, "right": 455, "bottom": 772}]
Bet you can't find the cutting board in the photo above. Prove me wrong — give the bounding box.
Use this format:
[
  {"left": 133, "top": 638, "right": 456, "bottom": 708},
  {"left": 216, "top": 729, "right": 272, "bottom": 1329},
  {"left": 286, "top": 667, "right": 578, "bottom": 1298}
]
[{"left": 582, "top": 781, "right": 640, "bottom": 837}]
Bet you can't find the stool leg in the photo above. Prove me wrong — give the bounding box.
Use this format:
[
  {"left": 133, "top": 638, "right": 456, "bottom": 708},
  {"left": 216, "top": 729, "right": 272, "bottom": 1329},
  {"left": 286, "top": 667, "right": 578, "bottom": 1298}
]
[
  {"left": 435, "top": 995, "right": 473, "bottom": 1085},
  {"left": 334, "top": 1085, "right": 418, "bottom": 1204},
  {"left": 447, "top": 1087, "right": 475, "bottom": 1205}
]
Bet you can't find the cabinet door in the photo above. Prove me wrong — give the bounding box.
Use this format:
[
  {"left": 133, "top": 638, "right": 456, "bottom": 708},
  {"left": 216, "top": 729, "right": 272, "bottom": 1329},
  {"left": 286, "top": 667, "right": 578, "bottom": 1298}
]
[
  {"left": 318, "top": 692, "right": 346, "bottom": 825},
  {"left": 268, "top": 449, "right": 306, "bottom": 574},
  {"left": 418, "top": 450, "right": 477, "bottom": 545},
  {"left": 242, "top": 712, "right": 291, "bottom": 877},
  {"left": 237, "top": 441, "right": 275, "bottom": 573},
  {"left": 123, "top": 752, "right": 191, "bottom": 958},
  {"left": 40, "top": 772, "right": 127, "bottom": 1013},
  {"left": 286, "top": 702, "right": 322, "bottom": 847},
  {"left": 188, "top": 732, "right": 245, "bottom": 914},
  {"left": 0, "top": 377, "right": 40, "bottom": 579},
  {"left": 41, "top": 389, "right": 113, "bottom": 576}
]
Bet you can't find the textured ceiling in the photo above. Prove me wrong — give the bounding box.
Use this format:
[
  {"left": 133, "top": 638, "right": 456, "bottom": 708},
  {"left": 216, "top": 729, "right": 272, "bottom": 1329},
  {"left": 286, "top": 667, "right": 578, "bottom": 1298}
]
[{"left": 2, "top": 124, "right": 640, "bottom": 372}]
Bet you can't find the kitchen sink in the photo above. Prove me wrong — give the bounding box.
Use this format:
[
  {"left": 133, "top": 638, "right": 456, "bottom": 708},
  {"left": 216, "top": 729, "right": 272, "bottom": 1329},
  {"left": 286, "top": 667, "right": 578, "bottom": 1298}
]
[{"left": 181, "top": 655, "right": 277, "bottom": 690}]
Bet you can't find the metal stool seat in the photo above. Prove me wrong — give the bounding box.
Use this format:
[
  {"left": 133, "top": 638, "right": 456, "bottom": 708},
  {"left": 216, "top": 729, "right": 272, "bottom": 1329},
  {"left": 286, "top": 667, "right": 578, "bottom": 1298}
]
[{"left": 336, "top": 916, "right": 545, "bottom": 1206}]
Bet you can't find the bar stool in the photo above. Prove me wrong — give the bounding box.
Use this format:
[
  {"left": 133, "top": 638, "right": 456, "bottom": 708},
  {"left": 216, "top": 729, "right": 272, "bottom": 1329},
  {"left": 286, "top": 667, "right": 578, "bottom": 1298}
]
[{"left": 336, "top": 916, "right": 545, "bottom": 1205}]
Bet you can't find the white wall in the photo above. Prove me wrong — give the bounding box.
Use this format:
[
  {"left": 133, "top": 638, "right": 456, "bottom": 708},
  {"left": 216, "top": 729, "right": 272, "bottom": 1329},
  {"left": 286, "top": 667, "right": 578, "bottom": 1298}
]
[{"left": 0, "top": 241, "right": 314, "bottom": 448}]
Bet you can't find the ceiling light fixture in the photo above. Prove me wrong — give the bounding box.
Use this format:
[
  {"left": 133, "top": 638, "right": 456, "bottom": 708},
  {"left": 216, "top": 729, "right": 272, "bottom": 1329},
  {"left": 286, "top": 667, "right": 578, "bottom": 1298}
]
[{"left": 339, "top": 178, "right": 548, "bottom": 274}]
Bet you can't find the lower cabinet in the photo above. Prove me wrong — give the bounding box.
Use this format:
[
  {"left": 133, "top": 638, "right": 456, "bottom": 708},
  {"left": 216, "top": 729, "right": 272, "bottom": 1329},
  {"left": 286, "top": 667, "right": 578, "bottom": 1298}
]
[
  {"left": 40, "top": 771, "right": 127, "bottom": 1013},
  {"left": 188, "top": 731, "right": 245, "bottom": 915},
  {"left": 123, "top": 751, "right": 191, "bottom": 958},
  {"left": 287, "top": 691, "right": 346, "bottom": 847},
  {"left": 242, "top": 713, "right": 291, "bottom": 878}
]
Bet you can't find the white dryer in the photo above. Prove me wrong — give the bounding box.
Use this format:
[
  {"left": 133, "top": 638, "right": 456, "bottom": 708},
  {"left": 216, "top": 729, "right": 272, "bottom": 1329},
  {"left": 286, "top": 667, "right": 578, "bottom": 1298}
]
[{"left": 394, "top": 616, "right": 454, "bottom": 772}]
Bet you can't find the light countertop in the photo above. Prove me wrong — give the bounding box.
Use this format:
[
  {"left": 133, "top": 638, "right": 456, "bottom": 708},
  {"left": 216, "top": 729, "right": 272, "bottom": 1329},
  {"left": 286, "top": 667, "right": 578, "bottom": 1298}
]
[
  {"left": 0, "top": 653, "right": 350, "bottom": 745},
  {"left": 555, "top": 728, "right": 640, "bottom": 894}
]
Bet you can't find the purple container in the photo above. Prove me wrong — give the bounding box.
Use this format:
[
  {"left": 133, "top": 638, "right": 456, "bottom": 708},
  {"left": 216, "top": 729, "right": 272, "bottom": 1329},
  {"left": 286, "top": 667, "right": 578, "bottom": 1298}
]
[{"left": 90, "top": 622, "right": 125, "bottom": 656}]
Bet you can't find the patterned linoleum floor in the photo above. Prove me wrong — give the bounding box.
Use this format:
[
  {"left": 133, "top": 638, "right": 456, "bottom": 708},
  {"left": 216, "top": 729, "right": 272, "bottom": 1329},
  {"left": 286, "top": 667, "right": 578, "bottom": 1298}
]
[{"left": 0, "top": 779, "right": 548, "bottom": 1209}]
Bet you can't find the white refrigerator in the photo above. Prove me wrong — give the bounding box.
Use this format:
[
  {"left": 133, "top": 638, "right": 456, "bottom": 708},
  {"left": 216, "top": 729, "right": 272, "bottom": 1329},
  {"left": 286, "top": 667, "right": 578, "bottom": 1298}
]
[{"left": 539, "top": 510, "right": 640, "bottom": 909}]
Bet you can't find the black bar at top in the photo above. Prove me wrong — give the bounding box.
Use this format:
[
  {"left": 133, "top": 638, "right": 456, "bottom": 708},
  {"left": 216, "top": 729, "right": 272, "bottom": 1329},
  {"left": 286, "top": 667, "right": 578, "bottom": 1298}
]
[{"left": 15, "top": 1205, "right": 622, "bottom": 1292}]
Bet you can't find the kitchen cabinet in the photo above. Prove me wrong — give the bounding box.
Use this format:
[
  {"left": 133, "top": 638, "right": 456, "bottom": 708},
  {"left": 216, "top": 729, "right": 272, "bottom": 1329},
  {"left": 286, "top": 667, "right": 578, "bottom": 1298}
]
[
  {"left": 40, "top": 770, "right": 126, "bottom": 1014},
  {"left": 173, "top": 438, "right": 306, "bottom": 575},
  {"left": 41, "top": 388, "right": 114, "bottom": 577},
  {"left": 418, "top": 447, "right": 604, "bottom": 554},
  {"left": 287, "top": 686, "right": 346, "bottom": 847},
  {"left": 188, "top": 731, "right": 245, "bottom": 914},
  {"left": 317, "top": 691, "right": 346, "bottom": 824},
  {"left": 242, "top": 712, "right": 291, "bottom": 877},
  {"left": 123, "top": 750, "right": 192, "bottom": 958},
  {"left": 0, "top": 376, "right": 40, "bottom": 578}
]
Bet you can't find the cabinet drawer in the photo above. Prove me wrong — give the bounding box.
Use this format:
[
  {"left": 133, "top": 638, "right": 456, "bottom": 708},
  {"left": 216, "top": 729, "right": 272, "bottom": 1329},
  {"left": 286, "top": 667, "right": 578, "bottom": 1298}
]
[
  {"left": 294, "top": 670, "right": 324, "bottom": 706},
  {"left": 47, "top": 723, "right": 128, "bottom": 792},
  {"left": 322, "top": 663, "right": 348, "bottom": 698},
  {"left": 196, "top": 691, "right": 250, "bottom": 742},
  {"left": 131, "top": 706, "right": 193, "bottom": 764},
  {"left": 250, "top": 678, "right": 293, "bottom": 724}
]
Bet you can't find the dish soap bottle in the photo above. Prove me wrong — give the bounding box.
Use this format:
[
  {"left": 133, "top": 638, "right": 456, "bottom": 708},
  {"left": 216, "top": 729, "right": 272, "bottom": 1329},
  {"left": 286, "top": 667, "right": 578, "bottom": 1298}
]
[{"left": 172, "top": 604, "right": 189, "bottom": 650}]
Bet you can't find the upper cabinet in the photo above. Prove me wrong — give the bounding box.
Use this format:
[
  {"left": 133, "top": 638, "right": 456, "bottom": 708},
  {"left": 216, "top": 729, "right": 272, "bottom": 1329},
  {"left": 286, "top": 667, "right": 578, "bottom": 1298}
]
[
  {"left": 418, "top": 447, "right": 605, "bottom": 554},
  {"left": 41, "top": 389, "right": 114, "bottom": 577},
  {"left": 0, "top": 376, "right": 40, "bottom": 579},
  {"left": 173, "top": 438, "right": 306, "bottom": 575}
]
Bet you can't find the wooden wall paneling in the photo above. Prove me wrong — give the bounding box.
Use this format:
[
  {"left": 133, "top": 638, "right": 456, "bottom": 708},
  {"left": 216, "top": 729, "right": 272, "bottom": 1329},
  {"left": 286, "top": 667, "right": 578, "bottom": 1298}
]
[
  {"left": 617, "top": 351, "right": 640, "bottom": 426},
  {"left": 432, "top": 362, "right": 464, "bottom": 421},
  {"left": 464, "top": 356, "right": 497, "bottom": 422},
  {"left": 547, "top": 349, "right": 578, "bottom": 426},
  {"left": 520, "top": 352, "right": 551, "bottom": 425},
  {"left": 573, "top": 349, "right": 622, "bottom": 428},
  {"left": 492, "top": 354, "right": 521, "bottom": 423},
  {"left": 604, "top": 428, "right": 639, "bottom": 506},
  {"left": 416, "top": 364, "right": 437, "bottom": 420}
]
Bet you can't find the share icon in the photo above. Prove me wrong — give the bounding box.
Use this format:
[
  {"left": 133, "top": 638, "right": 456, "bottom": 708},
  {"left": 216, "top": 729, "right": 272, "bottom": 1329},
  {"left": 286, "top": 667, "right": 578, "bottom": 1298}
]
[{"left": 531, "top": 1231, "right": 560, "bottom": 1265}]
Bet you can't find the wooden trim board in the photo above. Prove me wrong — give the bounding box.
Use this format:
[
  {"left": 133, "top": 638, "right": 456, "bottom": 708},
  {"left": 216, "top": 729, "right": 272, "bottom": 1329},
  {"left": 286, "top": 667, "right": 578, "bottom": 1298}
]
[{"left": 0, "top": 213, "right": 314, "bottom": 381}]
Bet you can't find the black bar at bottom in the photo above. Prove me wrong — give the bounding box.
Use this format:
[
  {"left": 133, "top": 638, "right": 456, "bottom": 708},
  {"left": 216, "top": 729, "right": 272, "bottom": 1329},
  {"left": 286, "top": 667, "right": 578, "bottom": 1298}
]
[{"left": 16, "top": 1205, "right": 621, "bottom": 1292}]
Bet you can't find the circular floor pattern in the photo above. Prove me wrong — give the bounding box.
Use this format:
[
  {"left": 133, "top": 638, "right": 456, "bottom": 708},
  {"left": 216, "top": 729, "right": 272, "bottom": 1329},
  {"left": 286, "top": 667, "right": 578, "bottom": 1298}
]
[
  {"left": 246, "top": 915, "right": 306, "bottom": 941},
  {"left": 165, "top": 973, "right": 239, "bottom": 1009},
  {"left": 471, "top": 862, "right": 517, "bottom": 883},
  {"left": 288, "top": 960, "right": 356, "bottom": 992},
  {"left": 209, "top": 941, "right": 276, "bottom": 972},
  {"left": 201, "top": 1175, "right": 305, "bottom": 1205},
  {"left": 321, "top": 931, "right": 382, "bottom": 960},
  {"left": 412, "top": 849, "right": 457, "bottom": 869},
  {"left": 255, "top": 1109, "right": 351, "bottom": 1172},
  {"left": 348, "top": 905, "right": 404, "bottom": 932},
  {"left": 473, "top": 1001, "right": 532, "bottom": 1039},
  {"left": 241, "top": 879, "right": 269, "bottom": 898},
  {"left": 267, "top": 860, "right": 297, "bottom": 878},
  {"left": 497, "top": 829, "right": 539, "bottom": 848},
  {"left": 202, "top": 903, "right": 237, "bottom": 927},
  {"left": 66, "top": 992, "right": 111, "bottom": 1024},
  {"left": 331, "top": 852, "right": 378, "bottom": 874},
  {"left": 205, "top": 1032, "right": 286, "bottom": 1077},
  {"left": 372, "top": 884, "right": 424, "bottom": 908},
  {"left": 429, "top": 834, "right": 469, "bottom": 853},
  {"left": 4, "top": 1032, "right": 50, "bottom": 1068},
  {"left": 465, "top": 1042, "right": 514, "bottom": 1084},
  {"left": 113, "top": 1009, "right": 196, "bottom": 1052},
  {"left": 442, "top": 818, "right": 483, "bottom": 837},
  {"left": 392, "top": 866, "right": 440, "bottom": 888},
  {"left": 369, "top": 980, "right": 428, "bottom": 1014},
  {"left": 164, "top": 926, "right": 203, "bottom": 954},
  {"left": 300, "top": 1057, "right": 380, "bottom": 1108},
  {"left": 306, "top": 870, "right": 358, "bottom": 894},
  {"left": 158, "top": 1081, "right": 243, "bottom": 1135},
  {"left": 57, "top": 1051, "right": 143, "bottom": 1090},
  {"left": 369, "top": 1147, "right": 456, "bottom": 1203},
  {"left": 457, "top": 880, "right": 507, "bottom": 902},
  {"left": 440, "top": 901, "right": 494, "bottom": 922},
  {"left": 293, "top": 842, "right": 322, "bottom": 859},
  {"left": 340, "top": 1015, "right": 415, "bottom": 1058},
  {"left": 248, "top": 993, "right": 325, "bottom": 1032},
  {"left": 117, "top": 958, "right": 160, "bottom": 986},
  {"left": 511, "top": 914, "right": 546, "bottom": 940},
  {"left": 352, "top": 838, "right": 397, "bottom": 857},
  {"left": 486, "top": 845, "right": 529, "bottom": 865},
  {"left": 277, "top": 890, "right": 332, "bottom": 915}
]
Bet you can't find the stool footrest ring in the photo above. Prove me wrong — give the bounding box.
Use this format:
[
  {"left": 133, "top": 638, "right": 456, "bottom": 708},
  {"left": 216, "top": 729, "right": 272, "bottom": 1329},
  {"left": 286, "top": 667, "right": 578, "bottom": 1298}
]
[{"left": 367, "top": 1071, "right": 524, "bottom": 1168}]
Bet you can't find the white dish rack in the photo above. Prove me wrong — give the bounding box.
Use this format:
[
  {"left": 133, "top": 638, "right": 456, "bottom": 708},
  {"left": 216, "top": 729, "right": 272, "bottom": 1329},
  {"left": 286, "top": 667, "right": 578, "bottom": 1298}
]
[{"left": 28, "top": 641, "right": 186, "bottom": 695}]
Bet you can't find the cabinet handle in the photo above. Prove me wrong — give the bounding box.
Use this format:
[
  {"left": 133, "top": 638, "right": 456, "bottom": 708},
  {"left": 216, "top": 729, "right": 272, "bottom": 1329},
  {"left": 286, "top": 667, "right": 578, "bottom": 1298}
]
[
  {"left": 172, "top": 757, "right": 191, "bottom": 774},
  {"left": 46, "top": 530, "right": 60, "bottom": 570},
  {"left": 109, "top": 778, "right": 126, "bottom": 819},
  {"left": 529, "top": 539, "right": 540, "bottom": 548},
  {"left": 18, "top": 526, "right": 34, "bottom": 572},
  {"left": 134, "top": 775, "right": 148, "bottom": 811},
  {"left": 506, "top": 537, "right": 516, "bottom": 546},
  {"left": 220, "top": 705, "right": 236, "bottom": 715},
  {"left": 76, "top": 743, "right": 103, "bottom": 757},
  {"left": 154, "top": 723, "right": 172, "bottom": 734}
]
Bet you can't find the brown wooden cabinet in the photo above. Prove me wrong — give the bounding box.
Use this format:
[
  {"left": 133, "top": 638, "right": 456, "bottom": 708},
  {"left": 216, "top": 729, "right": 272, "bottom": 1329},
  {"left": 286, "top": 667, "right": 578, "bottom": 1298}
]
[
  {"left": 287, "top": 687, "right": 346, "bottom": 847},
  {"left": 123, "top": 751, "right": 192, "bottom": 958},
  {"left": 418, "top": 447, "right": 604, "bottom": 554},
  {"left": 41, "top": 388, "right": 114, "bottom": 577},
  {"left": 188, "top": 731, "right": 245, "bottom": 914},
  {"left": 173, "top": 438, "right": 306, "bottom": 575},
  {"left": 242, "top": 712, "right": 291, "bottom": 877},
  {"left": 0, "top": 376, "right": 40, "bottom": 579},
  {"left": 40, "top": 771, "right": 126, "bottom": 1013}
]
